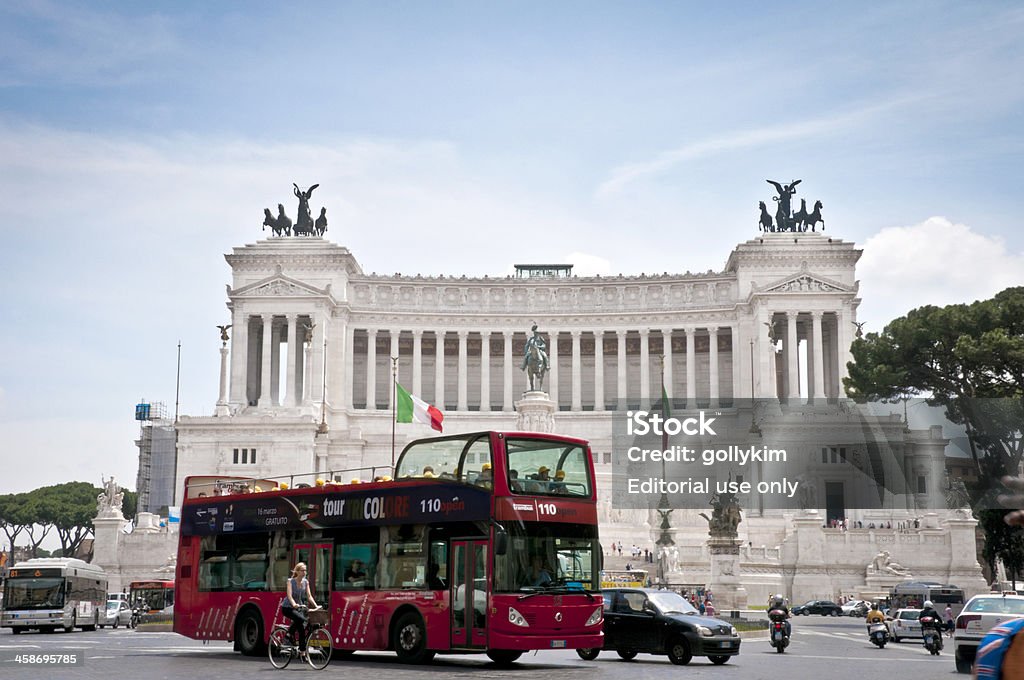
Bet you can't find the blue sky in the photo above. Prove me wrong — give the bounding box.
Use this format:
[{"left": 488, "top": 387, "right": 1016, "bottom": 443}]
[{"left": 0, "top": 1, "right": 1022, "bottom": 497}]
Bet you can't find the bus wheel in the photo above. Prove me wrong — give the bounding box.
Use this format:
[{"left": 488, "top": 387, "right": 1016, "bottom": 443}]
[
  {"left": 11, "top": 628, "right": 21, "bottom": 635},
  {"left": 64, "top": 613, "right": 76, "bottom": 633},
  {"left": 577, "top": 648, "right": 601, "bottom": 660},
  {"left": 487, "top": 650, "right": 523, "bottom": 665},
  {"left": 234, "top": 609, "right": 265, "bottom": 656},
  {"left": 392, "top": 612, "right": 434, "bottom": 664}
]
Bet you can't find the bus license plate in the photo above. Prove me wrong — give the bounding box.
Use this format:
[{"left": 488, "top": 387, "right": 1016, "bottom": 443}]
[{"left": 550, "top": 640, "right": 566, "bottom": 648}]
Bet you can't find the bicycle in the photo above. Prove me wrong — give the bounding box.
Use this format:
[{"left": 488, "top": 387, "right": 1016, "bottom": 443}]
[{"left": 268, "top": 606, "right": 331, "bottom": 670}]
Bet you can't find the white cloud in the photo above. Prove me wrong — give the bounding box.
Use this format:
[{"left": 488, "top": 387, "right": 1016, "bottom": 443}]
[
  {"left": 857, "top": 217, "right": 1024, "bottom": 332},
  {"left": 596, "top": 97, "right": 917, "bottom": 197}
]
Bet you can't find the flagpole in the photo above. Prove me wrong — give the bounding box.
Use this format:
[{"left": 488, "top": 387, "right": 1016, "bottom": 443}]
[{"left": 391, "top": 356, "right": 398, "bottom": 469}]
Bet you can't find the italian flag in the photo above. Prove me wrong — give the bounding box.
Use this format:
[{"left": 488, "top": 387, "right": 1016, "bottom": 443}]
[{"left": 396, "top": 383, "right": 444, "bottom": 432}]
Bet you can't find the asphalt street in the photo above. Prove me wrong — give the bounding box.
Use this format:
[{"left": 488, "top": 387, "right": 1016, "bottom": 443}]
[{"left": 0, "top": 616, "right": 965, "bottom": 680}]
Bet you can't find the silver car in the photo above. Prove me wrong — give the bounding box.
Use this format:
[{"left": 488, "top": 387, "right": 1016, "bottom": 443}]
[{"left": 100, "top": 599, "right": 132, "bottom": 629}]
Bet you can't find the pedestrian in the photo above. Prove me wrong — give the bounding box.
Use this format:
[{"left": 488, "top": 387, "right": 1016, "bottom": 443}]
[{"left": 704, "top": 600, "right": 715, "bottom": 617}]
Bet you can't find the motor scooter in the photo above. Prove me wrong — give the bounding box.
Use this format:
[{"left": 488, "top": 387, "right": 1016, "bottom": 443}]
[
  {"left": 868, "top": 621, "right": 888, "bottom": 648},
  {"left": 920, "top": 616, "right": 942, "bottom": 655},
  {"left": 768, "top": 608, "right": 790, "bottom": 653}
]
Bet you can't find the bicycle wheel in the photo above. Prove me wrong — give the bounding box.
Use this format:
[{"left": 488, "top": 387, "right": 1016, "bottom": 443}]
[
  {"left": 268, "top": 627, "right": 293, "bottom": 669},
  {"left": 305, "top": 628, "right": 332, "bottom": 670}
]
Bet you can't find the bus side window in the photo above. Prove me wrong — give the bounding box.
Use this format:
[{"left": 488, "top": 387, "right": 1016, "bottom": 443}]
[
  {"left": 334, "top": 543, "right": 378, "bottom": 590},
  {"left": 381, "top": 525, "right": 426, "bottom": 589}
]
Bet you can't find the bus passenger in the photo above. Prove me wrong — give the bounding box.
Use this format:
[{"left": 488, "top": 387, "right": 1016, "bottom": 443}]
[
  {"left": 427, "top": 562, "right": 445, "bottom": 590},
  {"left": 476, "top": 463, "right": 493, "bottom": 488},
  {"left": 282, "top": 563, "right": 319, "bottom": 656},
  {"left": 509, "top": 469, "right": 523, "bottom": 493},
  {"left": 344, "top": 560, "right": 367, "bottom": 585}
]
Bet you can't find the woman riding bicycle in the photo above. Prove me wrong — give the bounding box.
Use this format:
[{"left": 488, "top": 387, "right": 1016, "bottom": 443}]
[{"left": 281, "top": 562, "right": 320, "bottom": 658}]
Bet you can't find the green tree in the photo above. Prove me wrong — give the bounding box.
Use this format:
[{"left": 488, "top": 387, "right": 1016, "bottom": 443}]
[
  {"left": 122, "top": 489, "right": 138, "bottom": 519},
  {"left": 32, "top": 482, "right": 102, "bottom": 557},
  {"left": 845, "top": 287, "right": 1024, "bottom": 484},
  {"left": 844, "top": 287, "right": 1024, "bottom": 580},
  {"left": 0, "top": 493, "right": 31, "bottom": 553}
]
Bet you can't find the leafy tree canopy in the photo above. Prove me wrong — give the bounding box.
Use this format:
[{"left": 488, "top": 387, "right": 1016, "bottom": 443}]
[{"left": 845, "top": 287, "right": 1024, "bottom": 482}]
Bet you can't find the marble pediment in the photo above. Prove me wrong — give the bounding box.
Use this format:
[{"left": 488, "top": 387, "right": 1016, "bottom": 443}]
[
  {"left": 232, "top": 274, "right": 326, "bottom": 298},
  {"left": 761, "top": 272, "right": 849, "bottom": 295}
]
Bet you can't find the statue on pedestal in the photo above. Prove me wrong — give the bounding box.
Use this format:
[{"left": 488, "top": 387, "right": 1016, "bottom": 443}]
[
  {"left": 521, "top": 324, "right": 549, "bottom": 391},
  {"left": 96, "top": 477, "right": 124, "bottom": 518},
  {"left": 867, "top": 550, "right": 910, "bottom": 577},
  {"left": 700, "top": 488, "right": 742, "bottom": 538}
]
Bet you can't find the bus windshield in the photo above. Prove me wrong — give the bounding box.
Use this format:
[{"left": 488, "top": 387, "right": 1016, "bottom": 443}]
[
  {"left": 494, "top": 522, "right": 598, "bottom": 592},
  {"left": 4, "top": 577, "right": 65, "bottom": 609},
  {"left": 396, "top": 434, "right": 492, "bottom": 483},
  {"left": 506, "top": 438, "right": 591, "bottom": 498}
]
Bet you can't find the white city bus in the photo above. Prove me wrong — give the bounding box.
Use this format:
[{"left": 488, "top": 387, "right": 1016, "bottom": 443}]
[{"left": 1, "top": 558, "right": 107, "bottom": 634}]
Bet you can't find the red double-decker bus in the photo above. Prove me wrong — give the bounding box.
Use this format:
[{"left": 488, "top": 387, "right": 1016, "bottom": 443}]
[{"left": 173, "top": 431, "right": 603, "bottom": 664}]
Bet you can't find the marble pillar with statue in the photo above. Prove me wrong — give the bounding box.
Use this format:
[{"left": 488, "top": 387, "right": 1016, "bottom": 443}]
[
  {"left": 700, "top": 488, "right": 748, "bottom": 610},
  {"left": 515, "top": 323, "right": 557, "bottom": 432}
]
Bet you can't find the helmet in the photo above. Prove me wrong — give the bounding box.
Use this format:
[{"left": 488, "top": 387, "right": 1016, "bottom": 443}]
[
  {"left": 923, "top": 600, "right": 933, "bottom": 608},
  {"left": 871, "top": 602, "right": 879, "bottom": 610},
  {"left": 771, "top": 593, "right": 784, "bottom": 604}
]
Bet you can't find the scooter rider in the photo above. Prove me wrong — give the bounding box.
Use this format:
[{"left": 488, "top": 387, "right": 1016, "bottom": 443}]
[
  {"left": 919, "top": 600, "right": 944, "bottom": 649},
  {"left": 865, "top": 602, "right": 885, "bottom": 630},
  {"left": 768, "top": 593, "right": 792, "bottom": 638}
]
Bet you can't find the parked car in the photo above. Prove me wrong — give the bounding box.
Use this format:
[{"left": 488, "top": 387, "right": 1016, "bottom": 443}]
[
  {"left": 841, "top": 600, "right": 870, "bottom": 617},
  {"left": 99, "top": 599, "right": 132, "bottom": 629},
  {"left": 791, "top": 600, "right": 843, "bottom": 616},
  {"left": 575, "top": 588, "right": 741, "bottom": 665},
  {"left": 953, "top": 593, "right": 1024, "bottom": 673},
  {"left": 889, "top": 608, "right": 923, "bottom": 642}
]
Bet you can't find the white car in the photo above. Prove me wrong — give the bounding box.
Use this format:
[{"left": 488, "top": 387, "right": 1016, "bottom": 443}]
[
  {"left": 889, "top": 608, "right": 923, "bottom": 642},
  {"left": 953, "top": 594, "right": 1024, "bottom": 673},
  {"left": 841, "top": 600, "right": 869, "bottom": 617},
  {"left": 99, "top": 599, "right": 132, "bottom": 629}
]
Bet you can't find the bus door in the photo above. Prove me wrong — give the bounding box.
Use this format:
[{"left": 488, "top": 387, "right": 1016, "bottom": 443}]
[
  {"left": 450, "top": 539, "right": 488, "bottom": 648},
  {"left": 291, "top": 542, "right": 333, "bottom": 604}
]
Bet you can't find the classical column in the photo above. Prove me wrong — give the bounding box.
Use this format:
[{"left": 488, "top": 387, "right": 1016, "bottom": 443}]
[
  {"left": 662, "top": 328, "right": 673, "bottom": 399},
  {"left": 616, "top": 330, "right": 627, "bottom": 406},
  {"left": 229, "top": 311, "right": 249, "bottom": 405},
  {"left": 569, "top": 330, "right": 582, "bottom": 411},
  {"left": 480, "top": 331, "right": 491, "bottom": 412},
  {"left": 259, "top": 315, "right": 273, "bottom": 407},
  {"left": 412, "top": 330, "right": 423, "bottom": 398},
  {"left": 388, "top": 330, "right": 400, "bottom": 410},
  {"left": 709, "top": 326, "right": 720, "bottom": 407},
  {"left": 593, "top": 332, "right": 605, "bottom": 411},
  {"left": 685, "top": 327, "right": 696, "bottom": 408},
  {"left": 457, "top": 330, "right": 468, "bottom": 411},
  {"left": 639, "top": 329, "right": 651, "bottom": 405},
  {"left": 838, "top": 305, "right": 854, "bottom": 394},
  {"left": 216, "top": 340, "right": 230, "bottom": 416},
  {"left": 270, "top": 319, "right": 282, "bottom": 404},
  {"left": 503, "top": 331, "right": 514, "bottom": 411},
  {"left": 435, "top": 331, "right": 446, "bottom": 409},
  {"left": 365, "top": 329, "right": 377, "bottom": 409},
  {"left": 342, "top": 322, "right": 354, "bottom": 409},
  {"left": 786, "top": 311, "right": 800, "bottom": 400},
  {"left": 811, "top": 312, "right": 825, "bottom": 402},
  {"left": 730, "top": 325, "right": 742, "bottom": 403},
  {"left": 302, "top": 334, "right": 312, "bottom": 404},
  {"left": 548, "top": 331, "right": 559, "bottom": 406},
  {"left": 286, "top": 315, "right": 299, "bottom": 406}
]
